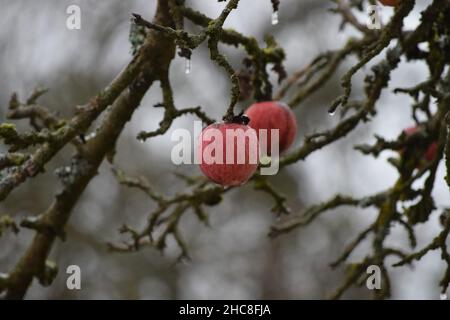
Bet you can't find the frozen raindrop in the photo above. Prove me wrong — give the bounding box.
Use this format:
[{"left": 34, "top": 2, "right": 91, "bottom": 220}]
[
  {"left": 271, "top": 11, "right": 279, "bottom": 25},
  {"left": 440, "top": 292, "right": 447, "bottom": 300},
  {"left": 185, "top": 58, "right": 191, "bottom": 74}
]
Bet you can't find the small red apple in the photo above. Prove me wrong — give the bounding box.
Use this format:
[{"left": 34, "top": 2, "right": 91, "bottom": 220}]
[
  {"left": 403, "top": 126, "right": 438, "bottom": 164},
  {"left": 379, "top": 0, "right": 400, "bottom": 6},
  {"left": 245, "top": 101, "right": 297, "bottom": 155},
  {"left": 198, "top": 118, "right": 259, "bottom": 187}
]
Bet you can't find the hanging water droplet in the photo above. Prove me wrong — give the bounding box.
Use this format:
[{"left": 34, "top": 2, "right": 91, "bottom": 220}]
[
  {"left": 185, "top": 58, "right": 191, "bottom": 74},
  {"left": 271, "top": 11, "right": 279, "bottom": 25},
  {"left": 328, "top": 109, "right": 336, "bottom": 116},
  {"left": 440, "top": 292, "right": 447, "bottom": 300}
]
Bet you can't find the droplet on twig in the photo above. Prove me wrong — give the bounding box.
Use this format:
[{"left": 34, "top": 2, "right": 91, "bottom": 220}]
[
  {"left": 328, "top": 109, "right": 336, "bottom": 116},
  {"left": 440, "top": 292, "right": 447, "bottom": 300},
  {"left": 185, "top": 58, "right": 191, "bottom": 74},
  {"left": 271, "top": 11, "right": 279, "bottom": 25}
]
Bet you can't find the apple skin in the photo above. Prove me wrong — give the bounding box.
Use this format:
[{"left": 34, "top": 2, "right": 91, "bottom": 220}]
[
  {"left": 379, "top": 0, "right": 400, "bottom": 7},
  {"left": 245, "top": 101, "right": 297, "bottom": 155},
  {"left": 403, "top": 126, "right": 438, "bottom": 164},
  {"left": 198, "top": 122, "right": 259, "bottom": 187}
]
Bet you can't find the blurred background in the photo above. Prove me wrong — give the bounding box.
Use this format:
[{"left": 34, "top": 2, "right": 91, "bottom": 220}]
[{"left": 0, "top": 0, "right": 448, "bottom": 299}]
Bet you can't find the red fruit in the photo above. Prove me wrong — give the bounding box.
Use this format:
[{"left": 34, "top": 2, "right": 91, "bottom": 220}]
[
  {"left": 379, "top": 0, "right": 400, "bottom": 6},
  {"left": 424, "top": 141, "right": 438, "bottom": 163},
  {"left": 403, "top": 126, "right": 438, "bottom": 163},
  {"left": 245, "top": 101, "right": 297, "bottom": 155},
  {"left": 198, "top": 122, "right": 259, "bottom": 186}
]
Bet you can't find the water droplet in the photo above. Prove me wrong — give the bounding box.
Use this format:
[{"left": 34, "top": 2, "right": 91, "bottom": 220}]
[
  {"left": 328, "top": 109, "right": 336, "bottom": 116},
  {"left": 185, "top": 58, "right": 191, "bottom": 74},
  {"left": 271, "top": 11, "right": 279, "bottom": 25},
  {"left": 440, "top": 293, "right": 447, "bottom": 300}
]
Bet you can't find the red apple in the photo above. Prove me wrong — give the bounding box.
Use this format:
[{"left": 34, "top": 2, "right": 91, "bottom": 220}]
[
  {"left": 245, "top": 101, "right": 297, "bottom": 155},
  {"left": 403, "top": 126, "right": 438, "bottom": 164},
  {"left": 198, "top": 121, "right": 258, "bottom": 186},
  {"left": 379, "top": 0, "right": 400, "bottom": 6}
]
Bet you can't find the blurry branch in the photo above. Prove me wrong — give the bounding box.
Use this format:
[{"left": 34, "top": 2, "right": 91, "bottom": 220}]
[
  {"left": 446, "top": 111, "right": 450, "bottom": 189},
  {"left": 329, "top": 224, "right": 374, "bottom": 269},
  {"left": 110, "top": 163, "right": 296, "bottom": 257},
  {"left": 390, "top": 94, "right": 450, "bottom": 295},
  {"left": 272, "top": 57, "right": 450, "bottom": 296},
  {"left": 96, "top": 0, "right": 450, "bottom": 300},
  {"left": 328, "top": 0, "right": 415, "bottom": 115},
  {"left": 278, "top": 38, "right": 370, "bottom": 106},
  {"left": 279, "top": 106, "right": 369, "bottom": 167},
  {"left": 108, "top": 168, "right": 226, "bottom": 260},
  {"left": 329, "top": 247, "right": 406, "bottom": 300},
  {"left": 269, "top": 192, "right": 386, "bottom": 238},
  {"left": 279, "top": 41, "right": 402, "bottom": 167},
  {"left": 0, "top": 123, "right": 57, "bottom": 151},
  {"left": 5, "top": 90, "right": 88, "bottom": 154},
  {"left": 1, "top": 0, "right": 450, "bottom": 301},
  {"left": 355, "top": 115, "right": 441, "bottom": 158},
  {"left": 0, "top": 153, "right": 29, "bottom": 170},
  {"left": 272, "top": 143, "right": 444, "bottom": 298},
  {"left": 0, "top": 0, "right": 177, "bottom": 299},
  {"left": 0, "top": 215, "right": 19, "bottom": 237},
  {"left": 137, "top": 72, "right": 213, "bottom": 141},
  {"left": 7, "top": 89, "right": 64, "bottom": 132},
  {"left": 254, "top": 175, "right": 290, "bottom": 215},
  {"left": 181, "top": 5, "right": 284, "bottom": 62},
  {"left": 0, "top": 5, "right": 176, "bottom": 201},
  {"left": 205, "top": 0, "right": 241, "bottom": 121},
  {"left": 0, "top": 0, "right": 254, "bottom": 299},
  {"left": 333, "top": 0, "right": 372, "bottom": 34},
  {"left": 136, "top": 0, "right": 286, "bottom": 139},
  {"left": 181, "top": 6, "right": 285, "bottom": 101},
  {"left": 133, "top": 0, "right": 242, "bottom": 121},
  {"left": 278, "top": 0, "right": 414, "bottom": 111},
  {"left": 393, "top": 210, "right": 450, "bottom": 295},
  {"left": 355, "top": 133, "right": 408, "bottom": 157},
  {"left": 280, "top": 0, "right": 446, "bottom": 169}
]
